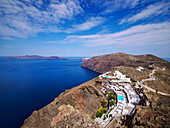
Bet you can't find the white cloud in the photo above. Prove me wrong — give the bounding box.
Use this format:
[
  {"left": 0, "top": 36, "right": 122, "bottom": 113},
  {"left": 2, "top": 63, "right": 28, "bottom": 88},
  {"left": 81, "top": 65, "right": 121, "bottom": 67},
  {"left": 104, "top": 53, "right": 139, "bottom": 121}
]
[
  {"left": 0, "top": 45, "right": 15, "bottom": 48},
  {"left": 0, "top": 0, "right": 83, "bottom": 39},
  {"left": 120, "top": 1, "right": 170, "bottom": 24},
  {"left": 102, "top": 0, "right": 140, "bottom": 14},
  {"left": 1, "top": 37, "right": 14, "bottom": 40},
  {"left": 63, "top": 22, "right": 170, "bottom": 47},
  {"left": 41, "top": 41, "right": 66, "bottom": 44},
  {"left": 65, "top": 17, "right": 105, "bottom": 33}
]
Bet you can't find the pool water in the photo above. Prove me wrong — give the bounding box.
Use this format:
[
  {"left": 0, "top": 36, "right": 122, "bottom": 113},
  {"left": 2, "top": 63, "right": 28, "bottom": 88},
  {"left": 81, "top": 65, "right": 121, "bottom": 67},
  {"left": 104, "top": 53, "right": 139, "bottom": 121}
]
[
  {"left": 118, "top": 95, "right": 124, "bottom": 101},
  {"left": 105, "top": 76, "right": 109, "bottom": 78}
]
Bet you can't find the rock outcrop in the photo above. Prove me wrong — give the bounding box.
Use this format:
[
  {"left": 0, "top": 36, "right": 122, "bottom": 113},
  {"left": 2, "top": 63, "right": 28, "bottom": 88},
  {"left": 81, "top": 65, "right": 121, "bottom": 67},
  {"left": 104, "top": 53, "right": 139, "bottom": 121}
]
[
  {"left": 22, "top": 79, "right": 105, "bottom": 128},
  {"left": 81, "top": 52, "right": 167, "bottom": 73},
  {"left": 80, "top": 58, "right": 90, "bottom": 62}
]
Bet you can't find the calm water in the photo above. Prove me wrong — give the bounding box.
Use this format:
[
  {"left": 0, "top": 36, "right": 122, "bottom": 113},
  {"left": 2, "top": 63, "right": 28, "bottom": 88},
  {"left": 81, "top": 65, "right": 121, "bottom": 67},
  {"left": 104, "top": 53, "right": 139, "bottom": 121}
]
[
  {"left": 0, "top": 58, "right": 99, "bottom": 128},
  {"left": 163, "top": 58, "right": 170, "bottom": 62}
]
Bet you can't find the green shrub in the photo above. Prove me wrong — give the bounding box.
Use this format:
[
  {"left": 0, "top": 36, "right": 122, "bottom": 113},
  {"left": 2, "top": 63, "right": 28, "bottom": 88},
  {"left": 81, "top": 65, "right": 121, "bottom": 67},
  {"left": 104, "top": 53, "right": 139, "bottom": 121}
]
[
  {"left": 95, "top": 77, "right": 99, "bottom": 81},
  {"left": 96, "top": 111, "right": 103, "bottom": 118},
  {"left": 109, "top": 114, "right": 112, "bottom": 117},
  {"left": 106, "top": 108, "right": 113, "bottom": 116},
  {"left": 101, "top": 100, "right": 107, "bottom": 108},
  {"left": 132, "top": 83, "right": 136, "bottom": 86},
  {"left": 130, "top": 78, "right": 136, "bottom": 82},
  {"left": 104, "top": 91, "right": 107, "bottom": 96},
  {"left": 103, "top": 115, "right": 106, "bottom": 120},
  {"left": 92, "top": 115, "right": 95, "bottom": 120},
  {"left": 96, "top": 113, "right": 102, "bottom": 118},
  {"left": 103, "top": 108, "right": 107, "bottom": 113},
  {"left": 154, "top": 72, "right": 160, "bottom": 76},
  {"left": 108, "top": 92, "right": 116, "bottom": 100},
  {"left": 96, "top": 108, "right": 107, "bottom": 118},
  {"left": 96, "top": 108, "right": 103, "bottom": 118},
  {"left": 110, "top": 100, "right": 116, "bottom": 106}
]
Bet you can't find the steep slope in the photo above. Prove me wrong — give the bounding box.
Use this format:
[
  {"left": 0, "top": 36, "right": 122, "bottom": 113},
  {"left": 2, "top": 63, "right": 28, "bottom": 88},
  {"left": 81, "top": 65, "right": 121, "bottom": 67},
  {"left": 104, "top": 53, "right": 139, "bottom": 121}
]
[
  {"left": 22, "top": 79, "right": 105, "bottom": 128},
  {"left": 81, "top": 53, "right": 167, "bottom": 73}
]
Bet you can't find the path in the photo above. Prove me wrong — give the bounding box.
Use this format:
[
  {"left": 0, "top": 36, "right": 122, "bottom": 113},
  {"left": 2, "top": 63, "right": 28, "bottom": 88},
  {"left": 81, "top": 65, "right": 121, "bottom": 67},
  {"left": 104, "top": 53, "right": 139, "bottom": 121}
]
[{"left": 137, "top": 70, "right": 170, "bottom": 96}]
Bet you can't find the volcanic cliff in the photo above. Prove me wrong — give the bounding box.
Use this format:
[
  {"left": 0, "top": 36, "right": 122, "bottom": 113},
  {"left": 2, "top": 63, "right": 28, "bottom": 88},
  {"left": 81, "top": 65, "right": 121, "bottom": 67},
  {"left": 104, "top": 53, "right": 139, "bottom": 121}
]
[
  {"left": 22, "top": 79, "right": 105, "bottom": 128},
  {"left": 81, "top": 52, "right": 167, "bottom": 73}
]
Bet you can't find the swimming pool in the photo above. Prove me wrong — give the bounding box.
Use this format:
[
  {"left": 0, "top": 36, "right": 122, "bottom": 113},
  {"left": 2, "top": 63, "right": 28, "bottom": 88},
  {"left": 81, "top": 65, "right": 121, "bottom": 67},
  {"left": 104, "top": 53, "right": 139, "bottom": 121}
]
[
  {"left": 105, "top": 76, "right": 109, "bottom": 78},
  {"left": 118, "top": 95, "right": 124, "bottom": 101}
]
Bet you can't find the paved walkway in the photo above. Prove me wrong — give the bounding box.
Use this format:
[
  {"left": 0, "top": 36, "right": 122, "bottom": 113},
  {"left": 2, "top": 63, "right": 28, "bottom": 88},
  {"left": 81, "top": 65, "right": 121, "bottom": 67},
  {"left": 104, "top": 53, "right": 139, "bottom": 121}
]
[{"left": 138, "top": 70, "right": 170, "bottom": 96}]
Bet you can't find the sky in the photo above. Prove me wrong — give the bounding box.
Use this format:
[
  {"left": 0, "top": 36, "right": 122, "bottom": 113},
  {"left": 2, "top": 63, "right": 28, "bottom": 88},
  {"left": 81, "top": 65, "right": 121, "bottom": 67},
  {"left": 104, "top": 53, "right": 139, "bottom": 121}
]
[{"left": 0, "top": 0, "right": 170, "bottom": 57}]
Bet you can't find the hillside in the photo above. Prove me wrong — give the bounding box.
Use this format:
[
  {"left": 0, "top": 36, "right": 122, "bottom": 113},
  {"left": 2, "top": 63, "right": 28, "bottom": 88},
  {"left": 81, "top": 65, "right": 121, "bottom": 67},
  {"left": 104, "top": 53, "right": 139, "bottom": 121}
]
[
  {"left": 22, "top": 79, "right": 105, "bottom": 128},
  {"left": 144, "top": 64, "right": 170, "bottom": 94},
  {"left": 81, "top": 53, "right": 167, "bottom": 73},
  {"left": 111, "top": 66, "right": 150, "bottom": 81}
]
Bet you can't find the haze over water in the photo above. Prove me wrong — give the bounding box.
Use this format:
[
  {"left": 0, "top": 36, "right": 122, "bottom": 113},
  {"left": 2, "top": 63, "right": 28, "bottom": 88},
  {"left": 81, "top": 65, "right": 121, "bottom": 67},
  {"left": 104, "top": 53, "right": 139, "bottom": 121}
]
[{"left": 0, "top": 58, "right": 99, "bottom": 128}]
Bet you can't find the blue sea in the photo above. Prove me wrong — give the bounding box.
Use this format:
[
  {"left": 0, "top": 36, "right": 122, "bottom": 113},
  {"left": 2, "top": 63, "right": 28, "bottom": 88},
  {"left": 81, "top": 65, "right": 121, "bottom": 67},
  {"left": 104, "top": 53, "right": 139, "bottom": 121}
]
[
  {"left": 0, "top": 58, "right": 99, "bottom": 128},
  {"left": 163, "top": 58, "right": 170, "bottom": 62}
]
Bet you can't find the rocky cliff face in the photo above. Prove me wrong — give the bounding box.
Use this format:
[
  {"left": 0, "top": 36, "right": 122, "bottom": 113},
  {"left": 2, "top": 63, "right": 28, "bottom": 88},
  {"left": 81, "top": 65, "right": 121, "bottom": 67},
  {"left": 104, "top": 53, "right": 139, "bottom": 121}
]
[
  {"left": 80, "top": 58, "right": 90, "bottom": 62},
  {"left": 81, "top": 53, "right": 167, "bottom": 73},
  {"left": 22, "top": 79, "right": 105, "bottom": 128}
]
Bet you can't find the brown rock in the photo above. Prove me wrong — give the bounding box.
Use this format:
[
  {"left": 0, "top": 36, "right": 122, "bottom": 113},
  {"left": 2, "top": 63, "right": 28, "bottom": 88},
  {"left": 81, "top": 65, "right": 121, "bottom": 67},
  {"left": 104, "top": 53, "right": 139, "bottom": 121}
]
[
  {"left": 22, "top": 79, "right": 106, "bottom": 128},
  {"left": 81, "top": 52, "right": 167, "bottom": 73}
]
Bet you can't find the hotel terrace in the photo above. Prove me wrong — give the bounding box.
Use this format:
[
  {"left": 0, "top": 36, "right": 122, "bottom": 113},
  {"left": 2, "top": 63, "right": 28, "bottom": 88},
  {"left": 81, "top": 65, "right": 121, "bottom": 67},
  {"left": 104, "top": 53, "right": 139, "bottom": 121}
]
[{"left": 95, "top": 70, "right": 140, "bottom": 126}]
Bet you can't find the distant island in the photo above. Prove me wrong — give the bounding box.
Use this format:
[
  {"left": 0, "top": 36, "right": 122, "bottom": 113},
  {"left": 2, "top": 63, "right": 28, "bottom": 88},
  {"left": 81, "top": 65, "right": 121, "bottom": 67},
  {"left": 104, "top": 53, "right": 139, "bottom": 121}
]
[{"left": 3, "top": 55, "right": 68, "bottom": 60}]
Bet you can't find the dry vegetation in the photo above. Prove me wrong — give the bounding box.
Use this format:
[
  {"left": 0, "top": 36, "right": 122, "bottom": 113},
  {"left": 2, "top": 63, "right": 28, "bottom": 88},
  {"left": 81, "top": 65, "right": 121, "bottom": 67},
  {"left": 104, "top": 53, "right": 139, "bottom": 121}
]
[
  {"left": 144, "top": 79, "right": 170, "bottom": 94},
  {"left": 112, "top": 66, "right": 150, "bottom": 81},
  {"left": 144, "top": 65, "right": 170, "bottom": 94}
]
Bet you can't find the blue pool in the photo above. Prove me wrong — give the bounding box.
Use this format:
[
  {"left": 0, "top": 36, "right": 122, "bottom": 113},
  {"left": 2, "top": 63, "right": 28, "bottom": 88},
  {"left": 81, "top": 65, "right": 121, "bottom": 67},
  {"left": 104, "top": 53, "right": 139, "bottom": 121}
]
[{"left": 118, "top": 95, "right": 124, "bottom": 101}]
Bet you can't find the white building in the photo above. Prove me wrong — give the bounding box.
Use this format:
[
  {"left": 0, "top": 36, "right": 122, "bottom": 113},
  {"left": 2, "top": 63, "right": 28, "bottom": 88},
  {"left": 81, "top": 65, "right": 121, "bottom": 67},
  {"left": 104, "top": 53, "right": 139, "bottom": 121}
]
[
  {"left": 111, "top": 70, "right": 131, "bottom": 83},
  {"left": 136, "top": 66, "right": 144, "bottom": 72},
  {"left": 99, "top": 70, "right": 131, "bottom": 83},
  {"left": 99, "top": 71, "right": 112, "bottom": 79}
]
